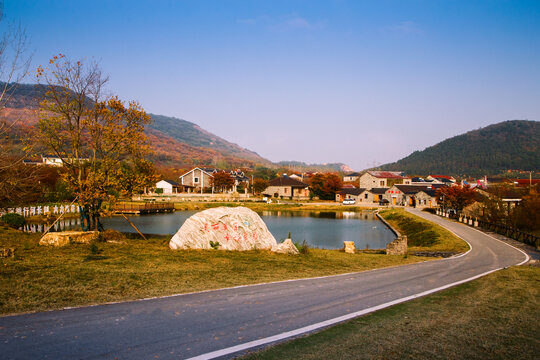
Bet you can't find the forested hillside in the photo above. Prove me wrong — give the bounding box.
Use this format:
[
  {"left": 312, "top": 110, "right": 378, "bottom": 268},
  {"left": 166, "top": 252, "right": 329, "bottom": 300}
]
[
  {"left": 381, "top": 120, "right": 539, "bottom": 176},
  {"left": 1, "top": 83, "right": 270, "bottom": 168}
]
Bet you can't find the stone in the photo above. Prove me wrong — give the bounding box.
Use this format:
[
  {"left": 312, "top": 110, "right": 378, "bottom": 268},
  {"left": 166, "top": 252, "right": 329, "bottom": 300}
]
[
  {"left": 273, "top": 239, "right": 299, "bottom": 254},
  {"left": 39, "top": 231, "right": 99, "bottom": 246},
  {"left": 0, "top": 248, "right": 14, "bottom": 258},
  {"left": 386, "top": 235, "right": 408, "bottom": 255},
  {"left": 344, "top": 241, "right": 356, "bottom": 254},
  {"left": 169, "top": 206, "right": 278, "bottom": 251}
]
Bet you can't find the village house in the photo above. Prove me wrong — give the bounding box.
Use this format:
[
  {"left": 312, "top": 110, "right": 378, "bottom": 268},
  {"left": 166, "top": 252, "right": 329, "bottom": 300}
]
[
  {"left": 426, "top": 175, "right": 456, "bottom": 183},
  {"left": 23, "top": 155, "right": 90, "bottom": 167},
  {"left": 178, "top": 167, "right": 215, "bottom": 193},
  {"left": 343, "top": 172, "right": 361, "bottom": 183},
  {"left": 178, "top": 167, "right": 251, "bottom": 193},
  {"left": 153, "top": 179, "right": 195, "bottom": 194},
  {"left": 359, "top": 171, "right": 411, "bottom": 189},
  {"left": 263, "top": 175, "right": 310, "bottom": 200},
  {"left": 336, "top": 187, "right": 389, "bottom": 204},
  {"left": 384, "top": 184, "right": 439, "bottom": 207},
  {"left": 336, "top": 188, "right": 365, "bottom": 202}
]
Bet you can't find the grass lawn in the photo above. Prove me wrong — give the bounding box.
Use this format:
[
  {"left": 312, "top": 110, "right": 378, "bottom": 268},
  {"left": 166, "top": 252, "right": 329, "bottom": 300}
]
[
  {"left": 380, "top": 208, "right": 470, "bottom": 254},
  {"left": 0, "top": 226, "right": 424, "bottom": 315},
  {"left": 242, "top": 266, "right": 540, "bottom": 360}
]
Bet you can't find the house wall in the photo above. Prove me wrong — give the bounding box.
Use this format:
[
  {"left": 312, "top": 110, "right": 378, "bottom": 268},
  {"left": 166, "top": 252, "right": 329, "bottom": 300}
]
[
  {"left": 384, "top": 186, "right": 407, "bottom": 206},
  {"left": 416, "top": 192, "right": 437, "bottom": 207},
  {"left": 264, "top": 186, "right": 309, "bottom": 200},
  {"left": 179, "top": 169, "right": 213, "bottom": 191},
  {"left": 343, "top": 175, "right": 359, "bottom": 182},
  {"left": 155, "top": 180, "right": 174, "bottom": 194},
  {"left": 359, "top": 173, "right": 387, "bottom": 189}
]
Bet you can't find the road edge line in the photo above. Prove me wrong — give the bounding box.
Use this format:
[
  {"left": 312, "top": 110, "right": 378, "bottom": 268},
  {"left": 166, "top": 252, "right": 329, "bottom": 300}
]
[{"left": 185, "top": 267, "right": 501, "bottom": 360}]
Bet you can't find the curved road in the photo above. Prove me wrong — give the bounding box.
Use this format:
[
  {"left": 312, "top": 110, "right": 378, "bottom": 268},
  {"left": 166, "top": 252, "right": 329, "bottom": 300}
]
[{"left": 0, "top": 209, "right": 528, "bottom": 359}]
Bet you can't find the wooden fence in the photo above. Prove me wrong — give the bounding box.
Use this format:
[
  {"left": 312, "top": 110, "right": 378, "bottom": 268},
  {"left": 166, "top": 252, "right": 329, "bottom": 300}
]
[
  {"left": 110, "top": 202, "right": 174, "bottom": 214},
  {"left": 476, "top": 219, "right": 539, "bottom": 247}
]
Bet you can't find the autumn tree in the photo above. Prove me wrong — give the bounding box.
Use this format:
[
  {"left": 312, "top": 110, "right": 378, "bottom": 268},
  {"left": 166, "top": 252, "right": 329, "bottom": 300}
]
[
  {"left": 309, "top": 173, "right": 343, "bottom": 200},
  {"left": 211, "top": 171, "right": 234, "bottom": 193},
  {"left": 252, "top": 178, "right": 269, "bottom": 195},
  {"left": 436, "top": 185, "right": 477, "bottom": 213},
  {"left": 37, "top": 55, "right": 156, "bottom": 230}
]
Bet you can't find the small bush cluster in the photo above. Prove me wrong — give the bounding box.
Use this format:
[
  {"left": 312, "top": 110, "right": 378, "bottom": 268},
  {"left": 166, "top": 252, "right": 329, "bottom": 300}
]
[
  {"left": 0, "top": 213, "right": 26, "bottom": 229},
  {"left": 294, "top": 240, "right": 310, "bottom": 254},
  {"left": 97, "top": 230, "right": 127, "bottom": 243}
]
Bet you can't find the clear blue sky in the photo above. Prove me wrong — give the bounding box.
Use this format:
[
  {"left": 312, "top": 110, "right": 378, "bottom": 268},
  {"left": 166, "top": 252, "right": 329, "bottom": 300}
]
[{"left": 4, "top": 0, "right": 540, "bottom": 170}]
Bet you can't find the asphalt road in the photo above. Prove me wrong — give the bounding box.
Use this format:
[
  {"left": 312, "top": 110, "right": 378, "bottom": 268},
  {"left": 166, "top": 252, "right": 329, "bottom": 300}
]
[{"left": 0, "top": 209, "right": 528, "bottom": 360}]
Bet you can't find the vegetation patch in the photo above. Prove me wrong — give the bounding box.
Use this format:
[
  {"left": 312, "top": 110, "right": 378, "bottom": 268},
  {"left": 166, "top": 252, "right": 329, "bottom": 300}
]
[
  {"left": 380, "top": 209, "right": 469, "bottom": 253},
  {"left": 242, "top": 266, "right": 539, "bottom": 360},
  {"left": 0, "top": 227, "right": 425, "bottom": 315},
  {"left": 0, "top": 213, "right": 26, "bottom": 229}
]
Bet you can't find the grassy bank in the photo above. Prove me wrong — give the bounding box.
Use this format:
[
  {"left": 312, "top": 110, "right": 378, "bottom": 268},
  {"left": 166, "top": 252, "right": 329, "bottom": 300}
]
[
  {"left": 0, "top": 227, "right": 424, "bottom": 315},
  {"left": 380, "top": 209, "right": 469, "bottom": 254},
  {"left": 243, "top": 266, "right": 539, "bottom": 360}
]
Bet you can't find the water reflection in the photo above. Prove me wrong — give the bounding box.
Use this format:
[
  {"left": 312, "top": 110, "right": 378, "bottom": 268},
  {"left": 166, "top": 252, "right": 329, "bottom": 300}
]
[
  {"left": 22, "top": 210, "right": 394, "bottom": 250},
  {"left": 23, "top": 218, "right": 81, "bottom": 233}
]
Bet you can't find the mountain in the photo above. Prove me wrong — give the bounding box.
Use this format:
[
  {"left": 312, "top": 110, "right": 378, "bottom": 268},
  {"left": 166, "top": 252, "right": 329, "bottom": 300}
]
[
  {"left": 148, "top": 114, "right": 268, "bottom": 164},
  {"left": 0, "top": 83, "right": 270, "bottom": 168},
  {"left": 380, "top": 120, "right": 540, "bottom": 176},
  {"left": 1, "top": 82, "right": 354, "bottom": 171},
  {"left": 276, "top": 161, "right": 354, "bottom": 173}
]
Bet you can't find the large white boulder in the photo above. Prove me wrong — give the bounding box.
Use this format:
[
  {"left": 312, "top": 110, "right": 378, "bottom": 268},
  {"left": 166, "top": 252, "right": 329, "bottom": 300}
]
[{"left": 169, "top": 206, "right": 278, "bottom": 251}]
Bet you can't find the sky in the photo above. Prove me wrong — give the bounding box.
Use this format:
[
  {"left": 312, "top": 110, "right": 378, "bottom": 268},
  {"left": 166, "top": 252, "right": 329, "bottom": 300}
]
[{"left": 3, "top": 0, "right": 540, "bottom": 170}]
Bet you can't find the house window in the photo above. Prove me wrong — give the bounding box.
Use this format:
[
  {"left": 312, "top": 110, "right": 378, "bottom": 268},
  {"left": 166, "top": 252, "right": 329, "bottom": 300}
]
[
  {"left": 284, "top": 188, "right": 288, "bottom": 194},
  {"left": 194, "top": 177, "right": 199, "bottom": 183},
  {"left": 364, "top": 193, "right": 368, "bottom": 199},
  {"left": 380, "top": 180, "right": 385, "bottom": 186}
]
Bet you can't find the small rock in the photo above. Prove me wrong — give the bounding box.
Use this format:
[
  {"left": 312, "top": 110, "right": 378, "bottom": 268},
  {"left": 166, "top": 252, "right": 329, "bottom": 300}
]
[
  {"left": 273, "top": 239, "right": 299, "bottom": 255},
  {"left": 39, "top": 231, "right": 99, "bottom": 246},
  {"left": 344, "top": 241, "right": 356, "bottom": 254},
  {"left": 0, "top": 248, "right": 14, "bottom": 258}
]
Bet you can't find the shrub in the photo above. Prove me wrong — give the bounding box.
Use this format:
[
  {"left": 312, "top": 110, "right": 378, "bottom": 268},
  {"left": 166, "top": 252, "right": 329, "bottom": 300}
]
[
  {"left": 155, "top": 188, "right": 164, "bottom": 194},
  {"left": 422, "top": 208, "right": 437, "bottom": 214},
  {"left": 294, "top": 240, "right": 310, "bottom": 254},
  {"left": 0, "top": 213, "right": 26, "bottom": 229},
  {"left": 97, "top": 230, "right": 127, "bottom": 243}
]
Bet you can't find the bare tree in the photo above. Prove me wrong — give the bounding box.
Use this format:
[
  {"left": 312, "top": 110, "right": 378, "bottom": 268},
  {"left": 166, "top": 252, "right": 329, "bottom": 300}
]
[{"left": 0, "top": 1, "right": 35, "bottom": 206}]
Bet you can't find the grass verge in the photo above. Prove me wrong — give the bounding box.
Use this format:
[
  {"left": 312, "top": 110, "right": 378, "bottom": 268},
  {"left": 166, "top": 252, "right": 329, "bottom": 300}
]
[
  {"left": 0, "top": 227, "right": 424, "bottom": 315},
  {"left": 380, "top": 209, "right": 469, "bottom": 254},
  {"left": 242, "top": 266, "right": 540, "bottom": 360}
]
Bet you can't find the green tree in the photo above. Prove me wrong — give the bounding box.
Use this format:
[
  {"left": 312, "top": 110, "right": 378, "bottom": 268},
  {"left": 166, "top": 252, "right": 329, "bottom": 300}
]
[
  {"left": 253, "top": 166, "right": 277, "bottom": 181},
  {"left": 37, "top": 55, "right": 155, "bottom": 231}
]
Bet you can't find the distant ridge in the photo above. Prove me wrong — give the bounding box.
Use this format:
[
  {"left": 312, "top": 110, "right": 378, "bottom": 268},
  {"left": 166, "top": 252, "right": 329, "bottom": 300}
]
[
  {"left": 277, "top": 161, "right": 353, "bottom": 172},
  {"left": 380, "top": 120, "right": 540, "bottom": 176}
]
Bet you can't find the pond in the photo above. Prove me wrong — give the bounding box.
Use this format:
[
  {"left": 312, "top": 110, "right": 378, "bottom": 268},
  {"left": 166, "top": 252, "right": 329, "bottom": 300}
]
[{"left": 24, "top": 210, "right": 396, "bottom": 250}]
